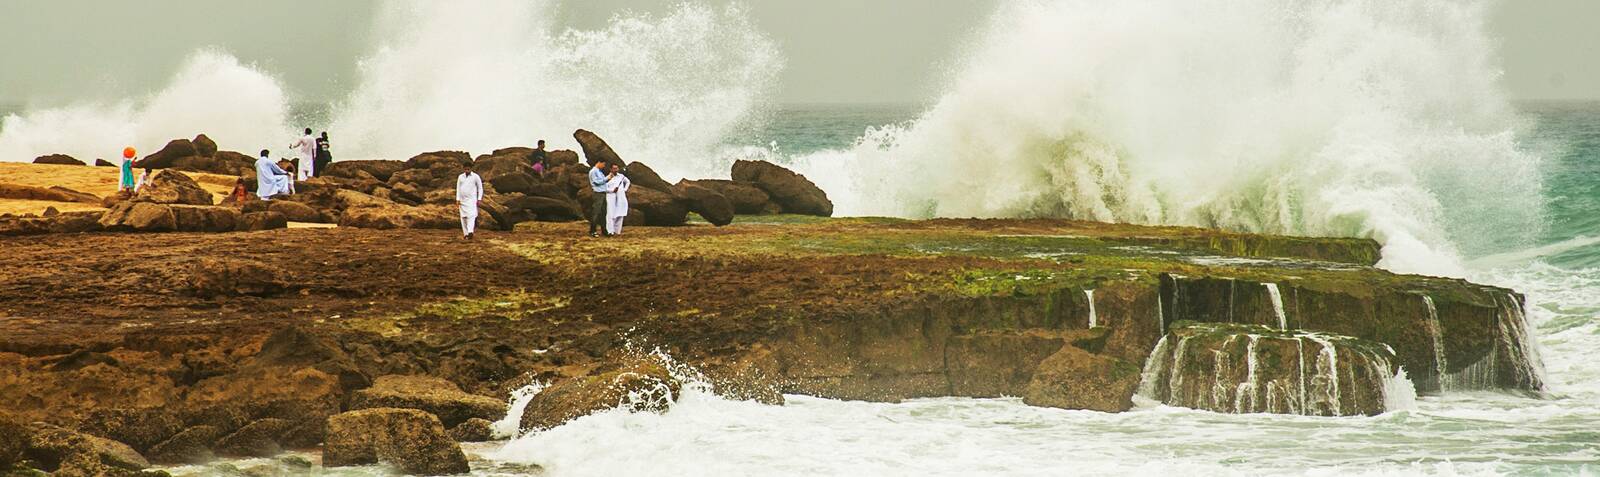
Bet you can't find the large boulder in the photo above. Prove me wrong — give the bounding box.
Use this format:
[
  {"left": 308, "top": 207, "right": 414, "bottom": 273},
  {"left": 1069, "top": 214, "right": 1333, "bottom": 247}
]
[
  {"left": 134, "top": 169, "right": 214, "bottom": 205},
  {"left": 324, "top": 408, "right": 469, "bottom": 475},
  {"left": 1021, "top": 346, "right": 1142, "bottom": 413},
  {"left": 388, "top": 168, "right": 439, "bottom": 190},
  {"left": 136, "top": 138, "right": 199, "bottom": 169},
  {"left": 623, "top": 161, "right": 674, "bottom": 192},
  {"left": 731, "top": 160, "right": 832, "bottom": 216},
  {"left": 267, "top": 200, "right": 325, "bottom": 223},
  {"left": 547, "top": 149, "right": 580, "bottom": 168},
  {"left": 350, "top": 375, "right": 506, "bottom": 428},
  {"left": 145, "top": 425, "right": 221, "bottom": 464},
  {"left": 168, "top": 205, "right": 240, "bottom": 232},
  {"left": 682, "top": 179, "right": 772, "bottom": 215},
  {"left": 625, "top": 186, "right": 689, "bottom": 226},
  {"left": 339, "top": 204, "right": 460, "bottom": 230},
  {"left": 22, "top": 423, "right": 151, "bottom": 475},
  {"left": 213, "top": 418, "right": 294, "bottom": 458},
  {"left": 446, "top": 418, "right": 494, "bottom": 443},
  {"left": 96, "top": 158, "right": 117, "bottom": 167},
  {"left": 187, "top": 257, "right": 289, "bottom": 297},
  {"left": 33, "top": 154, "right": 84, "bottom": 165},
  {"left": 237, "top": 211, "right": 288, "bottom": 231},
  {"left": 506, "top": 195, "right": 582, "bottom": 222},
  {"left": 488, "top": 172, "right": 538, "bottom": 195},
  {"left": 192, "top": 134, "right": 218, "bottom": 157},
  {"left": 326, "top": 160, "right": 406, "bottom": 182},
  {"left": 1, "top": 416, "right": 27, "bottom": 471},
  {"left": 473, "top": 150, "right": 536, "bottom": 181},
  {"left": 674, "top": 183, "right": 734, "bottom": 226},
  {"left": 99, "top": 202, "right": 177, "bottom": 232},
  {"left": 49, "top": 186, "right": 102, "bottom": 204},
  {"left": 519, "top": 358, "right": 681, "bottom": 432},
  {"left": 404, "top": 151, "right": 471, "bottom": 171},
  {"left": 573, "top": 129, "right": 623, "bottom": 167}
]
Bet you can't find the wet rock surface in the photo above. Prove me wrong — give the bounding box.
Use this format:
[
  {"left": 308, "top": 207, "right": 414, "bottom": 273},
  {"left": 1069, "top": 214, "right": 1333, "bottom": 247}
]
[
  {"left": 351, "top": 375, "right": 506, "bottom": 428},
  {"left": 324, "top": 408, "right": 469, "bottom": 475}
]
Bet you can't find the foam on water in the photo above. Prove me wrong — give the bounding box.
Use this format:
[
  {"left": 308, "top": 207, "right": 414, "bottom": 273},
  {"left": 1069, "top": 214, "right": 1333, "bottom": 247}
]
[
  {"left": 790, "top": 0, "right": 1542, "bottom": 278},
  {"left": 0, "top": 51, "right": 291, "bottom": 162}
]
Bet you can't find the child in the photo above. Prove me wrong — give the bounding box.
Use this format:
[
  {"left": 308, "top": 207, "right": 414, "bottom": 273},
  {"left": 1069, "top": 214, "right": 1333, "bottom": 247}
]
[{"left": 229, "top": 178, "right": 249, "bottom": 206}]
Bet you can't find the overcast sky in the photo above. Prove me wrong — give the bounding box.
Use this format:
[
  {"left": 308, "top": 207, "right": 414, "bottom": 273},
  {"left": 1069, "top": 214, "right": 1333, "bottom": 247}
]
[{"left": 0, "top": 0, "right": 1596, "bottom": 105}]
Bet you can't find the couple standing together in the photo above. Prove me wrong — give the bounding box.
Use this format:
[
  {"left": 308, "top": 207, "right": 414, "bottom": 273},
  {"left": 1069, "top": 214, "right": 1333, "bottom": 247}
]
[{"left": 587, "top": 159, "right": 631, "bottom": 238}]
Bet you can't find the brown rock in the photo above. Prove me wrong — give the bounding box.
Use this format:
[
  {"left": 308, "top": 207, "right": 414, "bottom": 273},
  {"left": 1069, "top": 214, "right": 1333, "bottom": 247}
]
[
  {"left": 626, "top": 186, "right": 689, "bottom": 226},
  {"left": 0, "top": 416, "right": 27, "bottom": 471},
  {"left": 506, "top": 195, "right": 582, "bottom": 222},
  {"left": 388, "top": 168, "right": 438, "bottom": 189},
  {"left": 237, "top": 211, "right": 288, "bottom": 231},
  {"left": 33, "top": 154, "right": 84, "bottom": 165},
  {"left": 446, "top": 418, "right": 494, "bottom": 443},
  {"left": 213, "top": 418, "right": 293, "bottom": 458},
  {"left": 23, "top": 423, "right": 151, "bottom": 475},
  {"left": 266, "top": 200, "right": 325, "bottom": 223},
  {"left": 96, "top": 158, "right": 117, "bottom": 167},
  {"left": 681, "top": 179, "right": 771, "bottom": 215},
  {"left": 339, "top": 204, "right": 459, "bottom": 230},
  {"left": 731, "top": 160, "right": 833, "bottom": 216},
  {"left": 324, "top": 408, "right": 469, "bottom": 475},
  {"left": 136, "top": 138, "right": 198, "bottom": 169},
  {"left": 192, "top": 134, "right": 218, "bottom": 157},
  {"left": 547, "top": 149, "right": 580, "bottom": 167},
  {"left": 326, "top": 160, "right": 406, "bottom": 182},
  {"left": 99, "top": 202, "right": 176, "bottom": 232},
  {"left": 488, "top": 172, "right": 538, "bottom": 195},
  {"left": 519, "top": 357, "right": 682, "bottom": 432},
  {"left": 145, "top": 425, "right": 221, "bottom": 465},
  {"left": 0, "top": 211, "right": 104, "bottom": 236},
  {"left": 351, "top": 375, "right": 506, "bottom": 428},
  {"left": 623, "top": 161, "right": 674, "bottom": 192},
  {"left": 77, "top": 408, "right": 184, "bottom": 454},
  {"left": 675, "top": 183, "right": 734, "bottom": 226},
  {"left": 134, "top": 169, "right": 213, "bottom": 205},
  {"left": 404, "top": 151, "right": 471, "bottom": 171},
  {"left": 573, "top": 129, "right": 623, "bottom": 167},
  {"left": 1022, "top": 346, "right": 1141, "bottom": 413},
  {"left": 187, "top": 257, "right": 289, "bottom": 297},
  {"left": 168, "top": 205, "right": 240, "bottom": 232},
  {"left": 0, "top": 183, "right": 96, "bottom": 203},
  {"left": 49, "top": 186, "right": 102, "bottom": 204}
]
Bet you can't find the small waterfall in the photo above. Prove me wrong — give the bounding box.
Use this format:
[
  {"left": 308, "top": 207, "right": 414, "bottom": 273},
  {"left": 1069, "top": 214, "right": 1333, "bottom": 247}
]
[
  {"left": 1265, "top": 283, "right": 1287, "bottom": 330},
  {"left": 1495, "top": 293, "right": 1547, "bottom": 391},
  {"left": 1136, "top": 335, "right": 1173, "bottom": 399},
  {"left": 1085, "top": 289, "right": 1098, "bottom": 328},
  {"left": 1140, "top": 323, "right": 1398, "bottom": 416},
  {"left": 1421, "top": 295, "right": 1452, "bottom": 391}
]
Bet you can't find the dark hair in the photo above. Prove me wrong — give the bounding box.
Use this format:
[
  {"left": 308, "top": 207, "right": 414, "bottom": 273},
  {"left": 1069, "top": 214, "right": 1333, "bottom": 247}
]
[
  {"left": 260, "top": 149, "right": 270, "bottom": 157},
  {"left": 537, "top": 139, "right": 545, "bottom": 145},
  {"left": 320, "top": 131, "right": 329, "bottom": 138},
  {"left": 304, "top": 128, "right": 313, "bottom": 134}
]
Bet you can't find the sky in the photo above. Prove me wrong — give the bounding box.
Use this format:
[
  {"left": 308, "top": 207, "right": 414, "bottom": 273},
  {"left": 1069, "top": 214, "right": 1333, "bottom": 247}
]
[{"left": 0, "top": 0, "right": 1596, "bottom": 106}]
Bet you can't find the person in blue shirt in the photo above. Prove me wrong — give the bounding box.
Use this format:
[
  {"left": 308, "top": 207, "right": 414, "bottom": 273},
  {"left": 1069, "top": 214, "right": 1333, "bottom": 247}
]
[{"left": 588, "top": 159, "right": 611, "bottom": 237}]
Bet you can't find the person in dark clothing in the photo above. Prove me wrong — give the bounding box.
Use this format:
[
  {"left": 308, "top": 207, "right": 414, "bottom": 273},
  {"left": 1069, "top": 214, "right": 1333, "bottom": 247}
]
[
  {"left": 587, "top": 159, "right": 610, "bottom": 237},
  {"left": 530, "top": 139, "right": 549, "bottom": 177},
  {"left": 314, "top": 132, "right": 332, "bottom": 177}
]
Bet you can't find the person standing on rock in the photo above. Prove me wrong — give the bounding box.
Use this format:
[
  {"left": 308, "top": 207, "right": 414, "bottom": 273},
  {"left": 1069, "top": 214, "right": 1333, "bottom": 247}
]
[
  {"left": 255, "top": 149, "right": 291, "bottom": 200},
  {"left": 531, "top": 140, "right": 549, "bottom": 177},
  {"left": 587, "top": 159, "right": 610, "bottom": 238},
  {"left": 119, "top": 147, "right": 136, "bottom": 192},
  {"left": 605, "top": 162, "right": 631, "bottom": 236},
  {"left": 314, "top": 132, "right": 332, "bottom": 178},
  {"left": 290, "top": 127, "right": 317, "bottom": 180},
  {"left": 456, "top": 161, "right": 485, "bottom": 240}
]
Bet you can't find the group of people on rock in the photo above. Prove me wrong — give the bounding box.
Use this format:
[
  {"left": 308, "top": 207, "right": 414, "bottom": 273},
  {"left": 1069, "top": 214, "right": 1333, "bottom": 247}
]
[
  {"left": 117, "top": 147, "right": 153, "bottom": 194},
  {"left": 253, "top": 128, "right": 334, "bottom": 200},
  {"left": 586, "top": 159, "right": 631, "bottom": 238}
]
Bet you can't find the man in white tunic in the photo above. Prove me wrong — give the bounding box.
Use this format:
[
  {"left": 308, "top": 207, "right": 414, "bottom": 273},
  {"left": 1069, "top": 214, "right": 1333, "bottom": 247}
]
[
  {"left": 456, "top": 161, "right": 485, "bottom": 240},
  {"left": 289, "top": 128, "right": 317, "bottom": 180},
  {"left": 605, "top": 162, "right": 631, "bottom": 236},
  {"left": 254, "top": 149, "right": 290, "bottom": 200}
]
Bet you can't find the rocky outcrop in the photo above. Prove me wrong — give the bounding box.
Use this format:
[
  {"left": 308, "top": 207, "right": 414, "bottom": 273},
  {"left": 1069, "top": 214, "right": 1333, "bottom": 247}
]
[
  {"left": 350, "top": 375, "right": 506, "bottom": 428},
  {"left": 519, "top": 357, "right": 681, "bottom": 432},
  {"left": 134, "top": 169, "right": 213, "bottom": 206},
  {"left": 145, "top": 425, "right": 221, "bottom": 464},
  {"left": 33, "top": 154, "right": 84, "bottom": 166},
  {"left": 97, "top": 203, "right": 240, "bottom": 233},
  {"left": 237, "top": 211, "right": 288, "bottom": 231},
  {"left": 620, "top": 186, "right": 689, "bottom": 226},
  {"left": 96, "top": 158, "right": 117, "bottom": 167},
  {"left": 573, "top": 129, "right": 623, "bottom": 167},
  {"left": 326, "top": 160, "right": 406, "bottom": 183},
  {"left": 192, "top": 134, "right": 218, "bottom": 157},
  {"left": 675, "top": 182, "right": 734, "bottom": 226},
  {"left": 324, "top": 408, "right": 470, "bottom": 475},
  {"left": 1023, "top": 345, "right": 1142, "bottom": 412},
  {"left": 266, "top": 200, "right": 325, "bottom": 223},
  {"left": 21, "top": 423, "right": 152, "bottom": 476},
  {"left": 731, "top": 160, "right": 832, "bottom": 216},
  {"left": 0, "top": 211, "right": 104, "bottom": 237},
  {"left": 0, "top": 183, "right": 99, "bottom": 203},
  {"left": 446, "top": 418, "right": 494, "bottom": 442},
  {"left": 136, "top": 139, "right": 198, "bottom": 169},
  {"left": 340, "top": 203, "right": 470, "bottom": 230}
]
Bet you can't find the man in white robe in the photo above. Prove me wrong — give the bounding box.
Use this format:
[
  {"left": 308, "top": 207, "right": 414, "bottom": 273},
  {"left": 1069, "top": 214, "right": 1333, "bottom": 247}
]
[
  {"left": 456, "top": 161, "right": 485, "bottom": 240},
  {"left": 289, "top": 128, "right": 317, "bottom": 180},
  {"left": 254, "top": 149, "right": 290, "bottom": 200},
  {"left": 605, "top": 163, "right": 631, "bottom": 236}
]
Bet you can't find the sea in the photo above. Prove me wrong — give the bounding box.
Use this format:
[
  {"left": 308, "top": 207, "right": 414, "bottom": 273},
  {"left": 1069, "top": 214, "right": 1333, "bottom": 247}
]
[{"left": 1, "top": 1, "right": 1598, "bottom": 475}]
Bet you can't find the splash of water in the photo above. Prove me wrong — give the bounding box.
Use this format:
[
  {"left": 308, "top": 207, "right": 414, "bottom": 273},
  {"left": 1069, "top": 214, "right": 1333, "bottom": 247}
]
[
  {"left": 795, "top": 0, "right": 1540, "bottom": 277},
  {"left": 0, "top": 50, "right": 291, "bottom": 162},
  {"left": 330, "top": 0, "right": 781, "bottom": 181}
]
